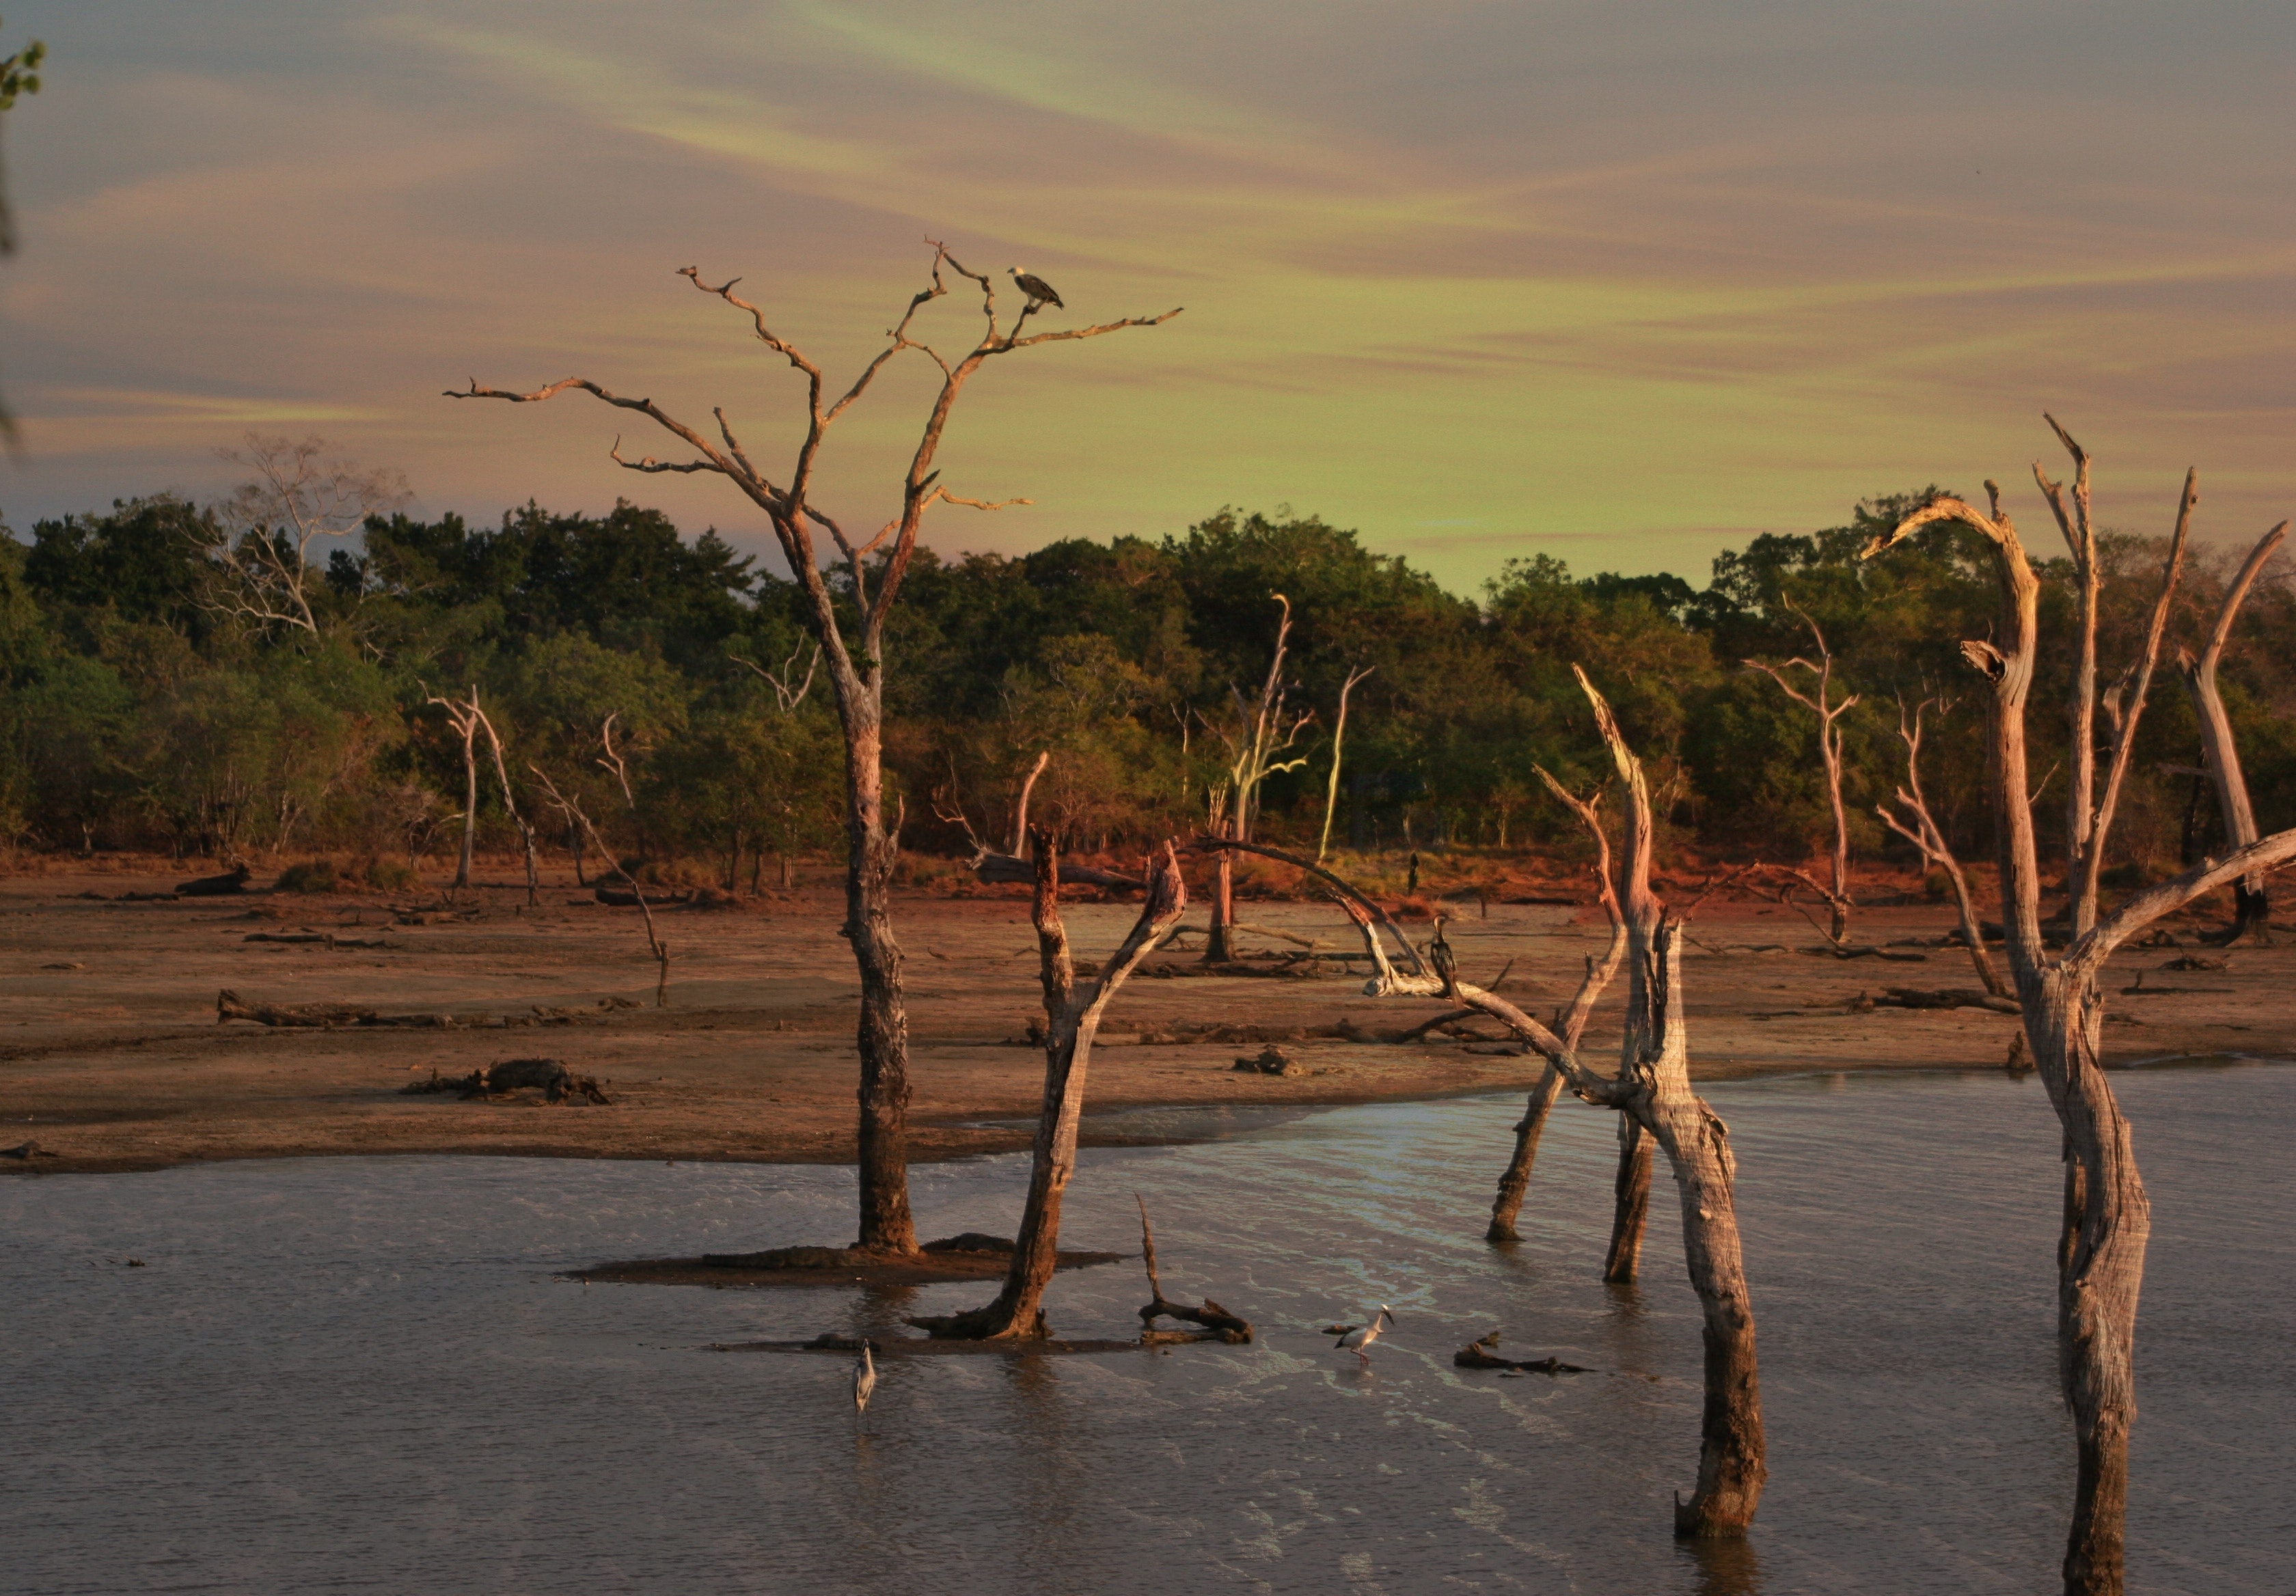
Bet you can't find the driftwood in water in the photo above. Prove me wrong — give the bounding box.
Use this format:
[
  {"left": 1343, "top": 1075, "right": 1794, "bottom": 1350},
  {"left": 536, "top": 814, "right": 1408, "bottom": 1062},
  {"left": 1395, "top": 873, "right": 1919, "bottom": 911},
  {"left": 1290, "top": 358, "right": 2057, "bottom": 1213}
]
[
  {"left": 400, "top": 1058, "right": 613, "bottom": 1103},
  {"left": 176, "top": 864, "right": 250, "bottom": 896},
  {"left": 1133, "top": 1196, "right": 1253, "bottom": 1345},
  {"left": 1454, "top": 1332, "right": 1587, "bottom": 1375}
]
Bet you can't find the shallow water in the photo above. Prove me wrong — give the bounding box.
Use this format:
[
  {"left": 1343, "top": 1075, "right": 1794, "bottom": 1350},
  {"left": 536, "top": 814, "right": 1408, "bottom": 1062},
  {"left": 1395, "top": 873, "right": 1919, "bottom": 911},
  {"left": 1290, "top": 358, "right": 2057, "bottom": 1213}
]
[{"left": 4, "top": 1063, "right": 2290, "bottom": 1595}]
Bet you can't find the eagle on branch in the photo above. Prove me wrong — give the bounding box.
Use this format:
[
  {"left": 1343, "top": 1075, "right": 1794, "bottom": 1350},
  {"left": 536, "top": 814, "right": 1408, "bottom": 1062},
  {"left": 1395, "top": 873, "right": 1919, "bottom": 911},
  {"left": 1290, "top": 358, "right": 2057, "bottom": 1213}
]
[{"left": 1007, "top": 267, "right": 1064, "bottom": 309}]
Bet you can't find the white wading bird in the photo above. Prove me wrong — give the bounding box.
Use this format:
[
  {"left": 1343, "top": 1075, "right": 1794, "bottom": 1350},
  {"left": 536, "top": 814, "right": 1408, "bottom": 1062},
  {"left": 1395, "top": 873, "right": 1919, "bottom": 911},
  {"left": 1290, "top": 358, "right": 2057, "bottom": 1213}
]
[
  {"left": 852, "top": 1341, "right": 877, "bottom": 1414},
  {"left": 1334, "top": 1306, "right": 1397, "bottom": 1366},
  {"left": 1007, "top": 266, "right": 1065, "bottom": 309}
]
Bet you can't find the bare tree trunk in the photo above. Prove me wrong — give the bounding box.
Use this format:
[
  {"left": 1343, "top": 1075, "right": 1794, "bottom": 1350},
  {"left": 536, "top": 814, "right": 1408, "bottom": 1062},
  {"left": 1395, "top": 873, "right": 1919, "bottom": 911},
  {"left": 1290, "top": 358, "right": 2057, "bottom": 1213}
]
[
  {"left": 1318, "top": 665, "right": 1374, "bottom": 864},
  {"left": 2178, "top": 521, "right": 2287, "bottom": 947},
  {"left": 1602, "top": 1118, "right": 1654, "bottom": 1284},
  {"left": 1639, "top": 925, "right": 1766, "bottom": 1537},
  {"left": 914, "top": 837, "right": 1186, "bottom": 1339},
  {"left": 1747, "top": 605, "right": 1859, "bottom": 945},
  {"left": 455, "top": 719, "right": 477, "bottom": 889},
  {"left": 1486, "top": 1066, "right": 1566, "bottom": 1243},
  {"left": 842, "top": 707, "right": 916, "bottom": 1255}
]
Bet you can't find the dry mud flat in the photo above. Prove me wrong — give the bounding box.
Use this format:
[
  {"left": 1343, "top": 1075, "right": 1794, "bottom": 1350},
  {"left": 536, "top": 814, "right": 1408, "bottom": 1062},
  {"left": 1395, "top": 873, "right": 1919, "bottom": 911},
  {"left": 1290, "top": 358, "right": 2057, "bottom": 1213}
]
[{"left": 3, "top": 865, "right": 2289, "bottom": 1177}]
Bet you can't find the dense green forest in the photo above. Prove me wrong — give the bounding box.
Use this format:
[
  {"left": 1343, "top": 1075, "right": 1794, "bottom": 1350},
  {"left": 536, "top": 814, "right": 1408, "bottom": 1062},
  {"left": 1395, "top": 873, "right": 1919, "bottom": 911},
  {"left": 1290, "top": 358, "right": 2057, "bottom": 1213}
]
[{"left": 3, "top": 480, "right": 2289, "bottom": 889}]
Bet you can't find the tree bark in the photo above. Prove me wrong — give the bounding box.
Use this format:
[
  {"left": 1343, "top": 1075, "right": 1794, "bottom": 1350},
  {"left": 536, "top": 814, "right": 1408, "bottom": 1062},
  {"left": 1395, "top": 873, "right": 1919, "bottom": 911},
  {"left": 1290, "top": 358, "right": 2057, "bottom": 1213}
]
[
  {"left": 840, "top": 708, "right": 916, "bottom": 1255},
  {"left": 1602, "top": 1118, "right": 1654, "bottom": 1284},
  {"left": 913, "top": 836, "right": 1187, "bottom": 1338},
  {"left": 1486, "top": 1065, "right": 1566, "bottom": 1243}
]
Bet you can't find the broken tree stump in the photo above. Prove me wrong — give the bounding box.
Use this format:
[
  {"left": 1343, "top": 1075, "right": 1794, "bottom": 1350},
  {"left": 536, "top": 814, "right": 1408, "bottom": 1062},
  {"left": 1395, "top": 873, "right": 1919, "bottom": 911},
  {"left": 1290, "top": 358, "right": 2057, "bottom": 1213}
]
[{"left": 1134, "top": 1195, "right": 1253, "bottom": 1345}]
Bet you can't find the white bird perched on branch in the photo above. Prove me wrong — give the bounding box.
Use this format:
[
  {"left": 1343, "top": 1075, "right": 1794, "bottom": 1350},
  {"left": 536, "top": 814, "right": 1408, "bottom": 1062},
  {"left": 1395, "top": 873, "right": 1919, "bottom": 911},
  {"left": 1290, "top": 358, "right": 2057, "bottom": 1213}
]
[
  {"left": 852, "top": 1341, "right": 877, "bottom": 1414},
  {"left": 1335, "top": 1306, "right": 1397, "bottom": 1366},
  {"left": 1007, "top": 267, "right": 1064, "bottom": 309}
]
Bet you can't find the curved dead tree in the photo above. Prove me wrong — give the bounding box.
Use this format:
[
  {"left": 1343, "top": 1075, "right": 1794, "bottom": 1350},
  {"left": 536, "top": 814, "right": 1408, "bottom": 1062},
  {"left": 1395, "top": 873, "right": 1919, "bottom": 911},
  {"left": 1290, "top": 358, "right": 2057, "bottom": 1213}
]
[
  {"left": 911, "top": 837, "right": 1188, "bottom": 1340},
  {"left": 449, "top": 243, "right": 1179, "bottom": 1256},
  {"left": 2178, "top": 520, "right": 2288, "bottom": 947},
  {"left": 1864, "top": 422, "right": 2296, "bottom": 1596},
  {"left": 1204, "top": 666, "right": 1767, "bottom": 1540}
]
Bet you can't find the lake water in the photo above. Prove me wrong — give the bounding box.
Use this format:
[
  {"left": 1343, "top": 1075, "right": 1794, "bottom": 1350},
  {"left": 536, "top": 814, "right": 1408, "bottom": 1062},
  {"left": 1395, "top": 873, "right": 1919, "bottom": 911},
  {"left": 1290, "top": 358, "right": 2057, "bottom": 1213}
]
[{"left": 4, "top": 1062, "right": 2290, "bottom": 1595}]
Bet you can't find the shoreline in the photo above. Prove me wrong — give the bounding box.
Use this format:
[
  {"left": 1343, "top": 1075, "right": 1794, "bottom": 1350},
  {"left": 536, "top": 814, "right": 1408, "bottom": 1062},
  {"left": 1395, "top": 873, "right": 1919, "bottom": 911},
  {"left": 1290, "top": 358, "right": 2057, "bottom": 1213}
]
[{"left": 8, "top": 868, "right": 2291, "bottom": 1179}]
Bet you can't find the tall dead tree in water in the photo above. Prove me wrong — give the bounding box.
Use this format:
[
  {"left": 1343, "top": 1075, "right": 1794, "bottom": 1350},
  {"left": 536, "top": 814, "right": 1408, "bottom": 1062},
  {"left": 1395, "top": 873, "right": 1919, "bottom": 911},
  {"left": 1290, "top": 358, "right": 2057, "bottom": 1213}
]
[
  {"left": 2178, "top": 520, "right": 2287, "bottom": 946},
  {"left": 1864, "top": 424, "right": 2296, "bottom": 1596},
  {"left": 1484, "top": 767, "right": 1626, "bottom": 1246},
  {"left": 450, "top": 243, "right": 1178, "bottom": 1256},
  {"left": 1203, "top": 595, "right": 1311, "bottom": 961},
  {"left": 912, "top": 836, "right": 1187, "bottom": 1340},
  {"left": 1204, "top": 666, "right": 1767, "bottom": 1539},
  {"left": 1745, "top": 601, "right": 1859, "bottom": 944}
]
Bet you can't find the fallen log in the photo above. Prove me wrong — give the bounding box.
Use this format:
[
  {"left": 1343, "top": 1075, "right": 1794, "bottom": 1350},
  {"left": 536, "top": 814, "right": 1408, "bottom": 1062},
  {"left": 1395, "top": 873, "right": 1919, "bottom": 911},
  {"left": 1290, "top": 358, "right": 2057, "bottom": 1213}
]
[
  {"left": 399, "top": 1058, "right": 614, "bottom": 1103},
  {"left": 1453, "top": 1331, "right": 1587, "bottom": 1374},
  {"left": 1134, "top": 1195, "right": 1252, "bottom": 1344},
  {"left": 217, "top": 989, "right": 377, "bottom": 1027},
  {"left": 176, "top": 864, "right": 251, "bottom": 896},
  {"left": 1876, "top": 987, "right": 2020, "bottom": 1013},
  {"left": 3, "top": 1139, "right": 62, "bottom": 1159},
  {"left": 594, "top": 885, "right": 688, "bottom": 908}
]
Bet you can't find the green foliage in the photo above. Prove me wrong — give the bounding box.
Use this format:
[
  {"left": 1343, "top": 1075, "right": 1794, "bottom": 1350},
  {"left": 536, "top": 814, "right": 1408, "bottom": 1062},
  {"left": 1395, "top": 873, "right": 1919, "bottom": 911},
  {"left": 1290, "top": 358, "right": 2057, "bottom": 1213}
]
[{"left": 7, "top": 479, "right": 2282, "bottom": 883}]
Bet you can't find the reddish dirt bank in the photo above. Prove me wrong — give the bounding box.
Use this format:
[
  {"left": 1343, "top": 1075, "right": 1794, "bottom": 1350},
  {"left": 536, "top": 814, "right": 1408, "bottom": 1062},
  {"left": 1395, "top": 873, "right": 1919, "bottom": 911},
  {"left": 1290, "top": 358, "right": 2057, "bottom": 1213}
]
[{"left": 3, "top": 864, "right": 2286, "bottom": 1177}]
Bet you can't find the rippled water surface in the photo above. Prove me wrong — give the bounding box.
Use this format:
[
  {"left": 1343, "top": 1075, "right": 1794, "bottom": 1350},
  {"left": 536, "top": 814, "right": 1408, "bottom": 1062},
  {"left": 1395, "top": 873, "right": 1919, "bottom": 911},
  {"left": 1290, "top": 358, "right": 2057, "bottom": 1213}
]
[{"left": 5, "top": 1064, "right": 2291, "bottom": 1595}]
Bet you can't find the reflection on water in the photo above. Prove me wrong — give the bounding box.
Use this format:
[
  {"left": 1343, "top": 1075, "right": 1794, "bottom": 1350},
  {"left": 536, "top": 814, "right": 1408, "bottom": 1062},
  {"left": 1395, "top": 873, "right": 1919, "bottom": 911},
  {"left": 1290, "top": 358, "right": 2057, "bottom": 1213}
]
[{"left": 3, "top": 1064, "right": 2290, "bottom": 1595}]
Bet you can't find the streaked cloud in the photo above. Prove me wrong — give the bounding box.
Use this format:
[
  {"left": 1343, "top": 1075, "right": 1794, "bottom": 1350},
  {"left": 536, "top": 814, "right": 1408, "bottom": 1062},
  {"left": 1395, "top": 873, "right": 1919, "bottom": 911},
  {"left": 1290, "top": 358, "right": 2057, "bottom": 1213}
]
[{"left": 2, "top": 0, "right": 2289, "bottom": 587}]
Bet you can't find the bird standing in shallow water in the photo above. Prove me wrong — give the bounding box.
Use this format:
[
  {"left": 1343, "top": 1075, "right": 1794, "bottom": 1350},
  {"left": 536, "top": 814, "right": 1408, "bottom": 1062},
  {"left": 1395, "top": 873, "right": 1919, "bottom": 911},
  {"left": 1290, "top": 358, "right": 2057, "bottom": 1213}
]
[
  {"left": 1007, "top": 267, "right": 1064, "bottom": 309},
  {"left": 852, "top": 1341, "right": 877, "bottom": 1415},
  {"left": 1335, "top": 1305, "right": 1397, "bottom": 1366}
]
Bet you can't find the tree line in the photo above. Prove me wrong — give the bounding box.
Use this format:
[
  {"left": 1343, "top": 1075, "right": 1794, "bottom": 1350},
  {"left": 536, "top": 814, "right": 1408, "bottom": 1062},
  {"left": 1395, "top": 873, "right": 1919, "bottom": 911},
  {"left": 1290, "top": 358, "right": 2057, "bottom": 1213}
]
[{"left": 3, "top": 460, "right": 2288, "bottom": 885}]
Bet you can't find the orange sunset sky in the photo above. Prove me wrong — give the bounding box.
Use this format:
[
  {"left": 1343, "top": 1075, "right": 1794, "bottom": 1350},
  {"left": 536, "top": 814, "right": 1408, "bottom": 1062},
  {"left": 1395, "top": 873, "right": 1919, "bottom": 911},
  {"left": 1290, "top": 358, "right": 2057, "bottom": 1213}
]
[{"left": 3, "top": 1, "right": 2290, "bottom": 590}]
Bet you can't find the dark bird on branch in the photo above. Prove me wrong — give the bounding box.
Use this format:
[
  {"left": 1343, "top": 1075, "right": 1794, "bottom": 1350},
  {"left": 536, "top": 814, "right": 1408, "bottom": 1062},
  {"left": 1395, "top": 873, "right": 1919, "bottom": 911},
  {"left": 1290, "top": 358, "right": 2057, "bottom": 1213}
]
[
  {"left": 1007, "top": 267, "right": 1064, "bottom": 309},
  {"left": 1430, "top": 918, "right": 1459, "bottom": 1000}
]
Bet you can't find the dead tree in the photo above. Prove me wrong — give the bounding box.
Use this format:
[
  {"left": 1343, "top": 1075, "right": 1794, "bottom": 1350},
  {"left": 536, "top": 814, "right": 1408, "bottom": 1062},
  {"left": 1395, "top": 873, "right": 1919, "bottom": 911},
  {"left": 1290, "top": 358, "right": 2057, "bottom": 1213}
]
[
  {"left": 1203, "top": 594, "right": 1312, "bottom": 960},
  {"left": 1203, "top": 672, "right": 1766, "bottom": 1539},
  {"left": 530, "top": 763, "right": 670, "bottom": 1006},
  {"left": 1486, "top": 767, "right": 1626, "bottom": 1247},
  {"left": 935, "top": 751, "right": 1143, "bottom": 889},
  {"left": 1876, "top": 694, "right": 2012, "bottom": 1001},
  {"left": 1864, "top": 425, "right": 2296, "bottom": 1596},
  {"left": 450, "top": 242, "right": 1177, "bottom": 1256},
  {"left": 910, "top": 837, "right": 1188, "bottom": 1340},
  {"left": 1745, "top": 600, "right": 1859, "bottom": 944},
  {"left": 426, "top": 689, "right": 482, "bottom": 891},
  {"left": 1316, "top": 663, "right": 1375, "bottom": 863},
  {"left": 206, "top": 435, "right": 407, "bottom": 635},
  {"left": 2178, "top": 520, "right": 2288, "bottom": 946},
  {"left": 471, "top": 698, "right": 538, "bottom": 907}
]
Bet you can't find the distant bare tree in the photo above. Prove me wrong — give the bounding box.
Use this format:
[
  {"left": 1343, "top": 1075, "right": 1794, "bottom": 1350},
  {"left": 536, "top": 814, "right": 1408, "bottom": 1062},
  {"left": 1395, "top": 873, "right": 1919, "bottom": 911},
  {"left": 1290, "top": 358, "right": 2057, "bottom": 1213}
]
[
  {"left": 448, "top": 241, "right": 1178, "bottom": 1256},
  {"left": 208, "top": 435, "right": 408, "bottom": 635},
  {"left": 2177, "top": 520, "right": 2288, "bottom": 946},
  {"left": 1876, "top": 694, "right": 2012, "bottom": 1001},
  {"left": 1745, "top": 599, "right": 1859, "bottom": 944},
  {"left": 1203, "top": 594, "right": 1311, "bottom": 960}
]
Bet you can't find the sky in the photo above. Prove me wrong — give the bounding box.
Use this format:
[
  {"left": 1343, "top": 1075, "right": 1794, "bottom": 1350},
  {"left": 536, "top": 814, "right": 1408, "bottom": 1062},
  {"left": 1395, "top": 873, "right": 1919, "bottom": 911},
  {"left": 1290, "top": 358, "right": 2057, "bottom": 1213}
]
[{"left": 1, "top": 1, "right": 2290, "bottom": 592}]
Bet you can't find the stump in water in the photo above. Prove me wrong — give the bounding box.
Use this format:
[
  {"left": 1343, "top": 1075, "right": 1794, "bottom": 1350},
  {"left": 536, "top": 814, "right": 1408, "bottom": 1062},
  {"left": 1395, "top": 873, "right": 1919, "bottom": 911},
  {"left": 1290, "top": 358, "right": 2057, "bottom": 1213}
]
[{"left": 1134, "top": 1196, "right": 1253, "bottom": 1345}]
